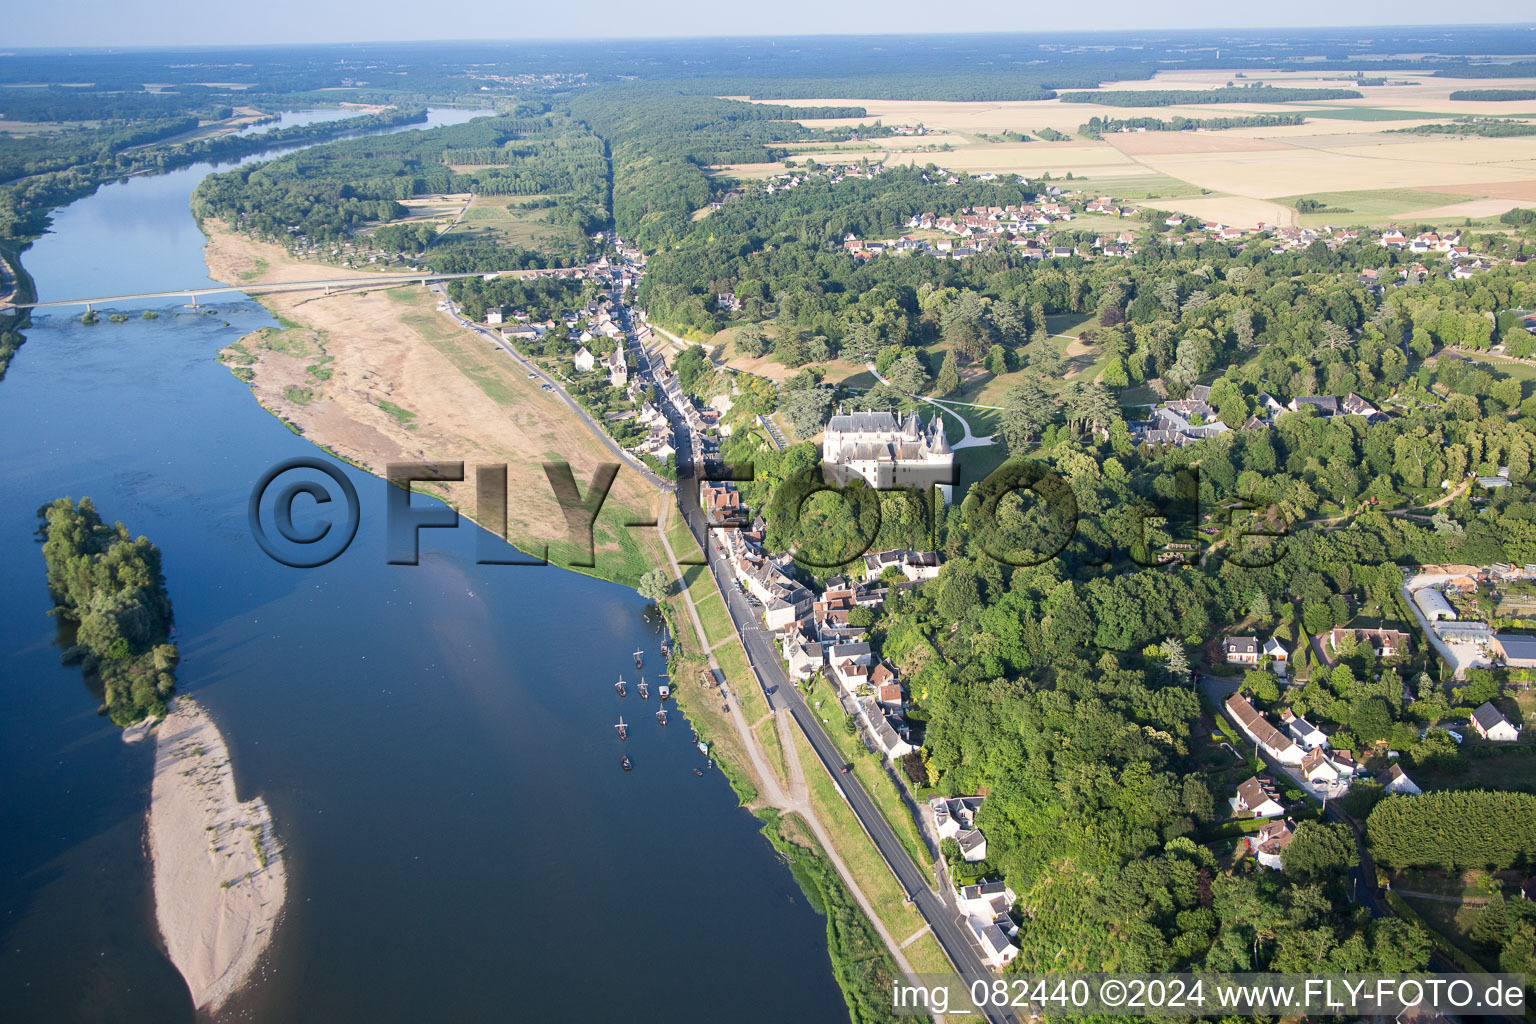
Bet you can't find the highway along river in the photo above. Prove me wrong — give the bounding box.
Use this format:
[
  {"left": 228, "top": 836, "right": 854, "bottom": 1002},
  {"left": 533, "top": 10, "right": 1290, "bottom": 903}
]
[{"left": 0, "top": 109, "right": 845, "bottom": 1022}]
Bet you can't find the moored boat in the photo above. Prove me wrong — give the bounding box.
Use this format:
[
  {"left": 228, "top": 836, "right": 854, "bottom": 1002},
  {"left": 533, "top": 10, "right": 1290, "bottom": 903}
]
[
  {"left": 638, "top": 678, "right": 649, "bottom": 700},
  {"left": 615, "top": 675, "right": 626, "bottom": 697},
  {"left": 621, "top": 755, "right": 632, "bottom": 771},
  {"left": 697, "top": 741, "right": 709, "bottom": 756},
  {"left": 656, "top": 708, "right": 668, "bottom": 725},
  {"left": 615, "top": 717, "right": 628, "bottom": 740},
  {"left": 658, "top": 681, "right": 670, "bottom": 699}
]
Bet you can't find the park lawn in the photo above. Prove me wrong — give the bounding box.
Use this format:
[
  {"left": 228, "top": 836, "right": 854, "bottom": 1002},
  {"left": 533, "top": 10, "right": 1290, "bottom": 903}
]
[
  {"left": 956, "top": 443, "right": 1012, "bottom": 497},
  {"left": 789, "top": 726, "right": 929, "bottom": 941},
  {"left": 693, "top": 592, "right": 736, "bottom": 648},
  {"left": 818, "top": 702, "right": 934, "bottom": 877}
]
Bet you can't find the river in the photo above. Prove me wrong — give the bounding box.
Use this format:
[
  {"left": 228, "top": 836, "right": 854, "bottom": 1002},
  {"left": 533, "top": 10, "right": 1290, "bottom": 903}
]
[{"left": 0, "top": 109, "right": 846, "bottom": 1022}]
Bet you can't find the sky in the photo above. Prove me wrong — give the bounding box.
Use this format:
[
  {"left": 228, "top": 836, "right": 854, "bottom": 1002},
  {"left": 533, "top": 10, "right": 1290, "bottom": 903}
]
[{"left": 5, "top": 0, "right": 1534, "bottom": 49}]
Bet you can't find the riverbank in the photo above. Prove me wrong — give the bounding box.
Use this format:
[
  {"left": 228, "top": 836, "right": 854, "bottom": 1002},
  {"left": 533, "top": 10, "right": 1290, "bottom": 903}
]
[
  {"left": 147, "top": 698, "right": 285, "bottom": 1012},
  {"left": 203, "top": 225, "right": 663, "bottom": 586}
]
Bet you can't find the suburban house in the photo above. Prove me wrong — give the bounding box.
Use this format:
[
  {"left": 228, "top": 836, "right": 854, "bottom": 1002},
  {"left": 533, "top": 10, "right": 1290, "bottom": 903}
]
[
  {"left": 1280, "top": 709, "right": 1329, "bottom": 750},
  {"left": 1382, "top": 763, "right": 1423, "bottom": 795},
  {"left": 966, "top": 915, "right": 1019, "bottom": 970},
  {"left": 1264, "top": 636, "right": 1289, "bottom": 676},
  {"left": 1472, "top": 702, "right": 1522, "bottom": 742},
  {"left": 1301, "top": 747, "right": 1345, "bottom": 787},
  {"left": 956, "top": 881, "right": 1019, "bottom": 970},
  {"left": 573, "top": 346, "right": 596, "bottom": 372},
  {"left": 821, "top": 409, "right": 955, "bottom": 500},
  {"left": 605, "top": 343, "right": 628, "bottom": 388},
  {"left": 1231, "top": 775, "right": 1286, "bottom": 818},
  {"left": 1252, "top": 818, "right": 1297, "bottom": 870},
  {"left": 1225, "top": 693, "right": 1303, "bottom": 764},
  {"left": 857, "top": 696, "right": 915, "bottom": 760},
  {"left": 1329, "top": 627, "right": 1411, "bottom": 659},
  {"left": 930, "top": 796, "right": 987, "bottom": 862},
  {"left": 1223, "top": 636, "right": 1260, "bottom": 666},
  {"left": 484, "top": 306, "right": 505, "bottom": 325}
]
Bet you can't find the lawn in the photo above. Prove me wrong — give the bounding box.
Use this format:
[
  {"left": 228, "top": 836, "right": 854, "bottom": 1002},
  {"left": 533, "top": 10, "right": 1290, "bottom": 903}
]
[
  {"left": 444, "top": 194, "right": 566, "bottom": 250},
  {"left": 693, "top": 592, "right": 736, "bottom": 648}
]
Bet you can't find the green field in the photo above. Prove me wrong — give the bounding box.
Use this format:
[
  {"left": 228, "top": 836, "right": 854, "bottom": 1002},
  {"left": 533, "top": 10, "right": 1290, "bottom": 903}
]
[
  {"left": 447, "top": 194, "right": 563, "bottom": 249},
  {"left": 1283, "top": 187, "right": 1477, "bottom": 220},
  {"left": 1294, "top": 107, "right": 1448, "bottom": 121},
  {"left": 693, "top": 592, "right": 736, "bottom": 647}
]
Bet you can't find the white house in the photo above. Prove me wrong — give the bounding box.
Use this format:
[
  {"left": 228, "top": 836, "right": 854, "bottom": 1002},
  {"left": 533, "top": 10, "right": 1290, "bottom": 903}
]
[
  {"left": 1230, "top": 775, "right": 1286, "bottom": 818},
  {"left": 1471, "top": 701, "right": 1522, "bottom": 742},
  {"left": 966, "top": 916, "right": 1019, "bottom": 970},
  {"left": 1225, "top": 693, "right": 1303, "bottom": 765},
  {"left": 1263, "top": 636, "right": 1289, "bottom": 677},
  {"left": 1301, "top": 747, "right": 1343, "bottom": 786},
  {"left": 1252, "top": 818, "right": 1296, "bottom": 870},
  {"left": 1280, "top": 709, "right": 1329, "bottom": 750},
  {"left": 931, "top": 796, "right": 987, "bottom": 862},
  {"left": 1223, "top": 636, "right": 1260, "bottom": 666},
  {"left": 1382, "top": 763, "right": 1422, "bottom": 795},
  {"left": 485, "top": 306, "right": 505, "bottom": 325},
  {"left": 573, "top": 346, "right": 596, "bottom": 372}
]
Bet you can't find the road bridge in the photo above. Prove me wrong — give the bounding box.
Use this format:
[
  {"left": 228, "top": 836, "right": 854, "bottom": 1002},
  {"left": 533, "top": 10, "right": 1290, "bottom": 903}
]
[{"left": 2, "top": 267, "right": 580, "bottom": 312}]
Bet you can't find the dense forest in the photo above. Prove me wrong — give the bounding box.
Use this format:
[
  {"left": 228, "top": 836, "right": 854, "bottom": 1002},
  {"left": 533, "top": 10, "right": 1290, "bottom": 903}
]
[
  {"left": 39, "top": 497, "right": 178, "bottom": 726},
  {"left": 1447, "top": 89, "right": 1536, "bottom": 101},
  {"left": 1391, "top": 120, "right": 1536, "bottom": 138}
]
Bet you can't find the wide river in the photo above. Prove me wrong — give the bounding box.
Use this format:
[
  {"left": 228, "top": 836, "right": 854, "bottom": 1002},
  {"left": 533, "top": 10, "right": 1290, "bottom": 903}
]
[{"left": 0, "top": 109, "right": 845, "bottom": 1022}]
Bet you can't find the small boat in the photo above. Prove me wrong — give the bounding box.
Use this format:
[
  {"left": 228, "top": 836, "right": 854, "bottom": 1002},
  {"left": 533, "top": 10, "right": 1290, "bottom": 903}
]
[
  {"left": 658, "top": 683, "right": 670, "bottom": 700},
  {"left": 697, "top": 741, "right": 709, "bottom": 756},
  {"left": 621, "top": 755, "right": 632, "bottom": 772},
  {"left": 616, "top": 717, "right": 628, "bottom": 740},
  {"left": 691, "top": 727, "right": 699, "bottom": 742},
  {"left": 707, "top": 759, "right": 714, "bottom": 769},
  {"left": 693, "top": 768, "right": 704, "bottom": 777},
  {"left": 656, "top": 708, "right": 668, "bottom": 725},
  {"left": 633, "top": 648, "right": 644, "bottom": 668},
  {"left": 638, "top": 678, "right": 649, "bottom": 700},
  {"left": 615, "top": 675, "right": 626, "bottom": 697}
]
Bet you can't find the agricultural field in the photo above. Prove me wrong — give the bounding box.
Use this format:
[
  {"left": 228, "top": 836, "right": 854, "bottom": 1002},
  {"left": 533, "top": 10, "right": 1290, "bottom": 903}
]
[{"left": 751, "top": 69, "right": 1536, "bottom": 228}]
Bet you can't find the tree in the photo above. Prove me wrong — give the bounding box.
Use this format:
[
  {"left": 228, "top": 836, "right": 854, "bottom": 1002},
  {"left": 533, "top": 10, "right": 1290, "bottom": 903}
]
[
  {"left": 636, "top": 569, "right": 670, "bottom": 602},
  {"left": 735, "top": 329, "right": 766, "bottom": 358},
  {"left": 1164, "top": 638, "right": 1191, "bottom": 686},
  {"left": 1281, "top": 821, "right": 1358, "bottom": 882},
  {"left": 887, "top": 351, "right": 931, "bottom": 395},
  {"left": 1470, "top": 889, "right": 1508, "bottom": 950},
  {"left": 933, "top": 349, "right": 962, "bottom": 397},
  {"left": 984, "top": 344, "right": 1010, "bottom": 375},
  {"left": 781, "top": 387, "right": 835, "bottom": 439},
  {"left": 1031, "top": 342, "right": 1064, "bottom": 377},
  {"left": 1001, "top": 377, "right": 1054, "bottom": 454}
]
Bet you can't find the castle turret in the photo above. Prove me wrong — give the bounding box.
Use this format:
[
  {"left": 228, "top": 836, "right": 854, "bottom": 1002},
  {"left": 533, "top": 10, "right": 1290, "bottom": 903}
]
[{"left": 929, "top": 427, "right": 952, "bottom": 456}]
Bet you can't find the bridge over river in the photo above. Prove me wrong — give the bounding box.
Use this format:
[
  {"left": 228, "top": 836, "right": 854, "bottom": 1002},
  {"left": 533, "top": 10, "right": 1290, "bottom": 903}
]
[{"left": 1, "top": 267, "right": 576, "bottom": 312}]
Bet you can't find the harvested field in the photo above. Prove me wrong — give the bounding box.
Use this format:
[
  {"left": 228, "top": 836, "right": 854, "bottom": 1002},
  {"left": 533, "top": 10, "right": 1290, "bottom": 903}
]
[{"left": 1103, "top": 132, "right": 1293, "bottom": 155}]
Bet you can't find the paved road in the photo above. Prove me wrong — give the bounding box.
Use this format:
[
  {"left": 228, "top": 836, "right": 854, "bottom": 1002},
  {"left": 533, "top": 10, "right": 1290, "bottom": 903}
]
[
  {"left": 428, "top": 283, "right": 672, "bottom": 494},
  {"left": 670, "top": 433, "right": 1013, "bottom": 1024}
]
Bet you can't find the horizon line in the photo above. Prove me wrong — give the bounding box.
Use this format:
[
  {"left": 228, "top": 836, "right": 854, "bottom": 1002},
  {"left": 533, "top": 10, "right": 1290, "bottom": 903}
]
[{"left": 5, "top": 22, "right": 1536, "bottom": 55}]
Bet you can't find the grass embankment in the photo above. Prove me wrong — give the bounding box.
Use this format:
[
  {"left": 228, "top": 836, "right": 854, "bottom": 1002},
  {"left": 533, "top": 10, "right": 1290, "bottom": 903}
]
[
  {"left": 813, "top": 698, "right": 934, "bottom": 877},
  {"left": 759, "top": 809, "right": 905, "bottom": 1024}
]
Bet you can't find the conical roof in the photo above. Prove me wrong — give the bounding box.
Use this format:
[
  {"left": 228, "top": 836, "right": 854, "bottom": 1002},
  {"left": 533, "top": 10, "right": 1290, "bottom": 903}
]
[{"left": 929, "top": 428, "right": 952, "bottom": 455}]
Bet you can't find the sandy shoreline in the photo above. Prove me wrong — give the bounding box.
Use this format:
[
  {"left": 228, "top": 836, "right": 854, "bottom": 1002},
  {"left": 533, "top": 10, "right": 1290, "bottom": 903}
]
[
  {"left": 146, "top": 697, "right": 286, "bottom": 1012},
  {"left": 201, "top": 225, "right": 661, "bottom": 557}
]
